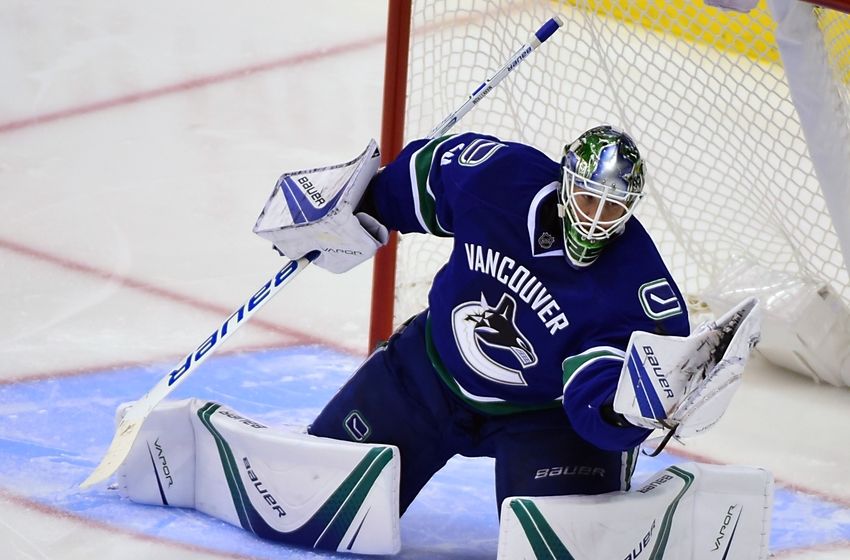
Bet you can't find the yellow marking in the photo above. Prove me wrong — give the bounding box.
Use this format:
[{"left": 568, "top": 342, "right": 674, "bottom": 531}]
[
  {"left": 556, "top": 0, "right": 777, "bottom": 63},
  {"left": 817, "top": 7, "right": 850, "bottom": 84},
  {"left": 555, "top": 0, "right": 850, "bottom": 83}
]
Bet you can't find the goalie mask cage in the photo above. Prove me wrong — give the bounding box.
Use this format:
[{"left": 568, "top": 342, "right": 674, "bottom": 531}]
[{"left": 369, "top": 0, "right": 850, "bottom": 349}]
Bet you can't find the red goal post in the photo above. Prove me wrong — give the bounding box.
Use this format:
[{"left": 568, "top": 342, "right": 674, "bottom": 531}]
[
  {"left": 370, "top": 0, "right": 850, "bottom": 354},
  {"left": 812, "top": 0, "right": 850, "bottom": 12},
  {"left": 369, "top": 0, "right": 412, "bottom": 350}
]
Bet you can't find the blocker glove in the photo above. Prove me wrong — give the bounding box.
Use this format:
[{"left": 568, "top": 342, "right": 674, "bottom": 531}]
[{"left": 253, "top": 139, "right": 387, "bottom": 273}]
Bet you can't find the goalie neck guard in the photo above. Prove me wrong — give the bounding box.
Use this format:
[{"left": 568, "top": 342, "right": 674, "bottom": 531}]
[{"left": 558, "top": 125, "right": 645, "bottom": 268}]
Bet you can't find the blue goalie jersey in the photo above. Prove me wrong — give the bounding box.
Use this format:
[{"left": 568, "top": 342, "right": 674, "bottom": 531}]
[{"left": 366, "top": 133, "right": 690, "bottom": 451}]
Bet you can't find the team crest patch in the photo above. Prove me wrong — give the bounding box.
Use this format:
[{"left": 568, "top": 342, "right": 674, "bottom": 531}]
[
  {"left": 343, "top": 411, "right": 371, "bottom": 442},
  {"left": 638, "top": 279, "right": 683, "bottom": 320},
  {"left": 451, "top": 293, "right": 537, "bottom": 386},
  {"left": 538, "top": 232, "right": 555, "bottom": 249}
]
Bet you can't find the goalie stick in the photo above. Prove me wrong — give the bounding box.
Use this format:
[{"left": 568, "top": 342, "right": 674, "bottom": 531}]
[{"left": 81, "top": 15, "right": 563, "bottom": 490}]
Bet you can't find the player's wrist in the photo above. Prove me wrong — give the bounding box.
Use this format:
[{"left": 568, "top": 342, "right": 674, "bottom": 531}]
[
  {"left": 600, "top": 399, "right": 633, "bottom": 429},
  {"left": 354, "top": 183, "right": 383, "bottom": 225}
]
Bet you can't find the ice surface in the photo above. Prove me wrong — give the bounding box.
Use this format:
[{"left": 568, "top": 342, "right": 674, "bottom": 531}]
[
  {"left": 0, "top": 347, "right": 848, "bottom": 558},
  {"left": 1, "top": 1, "right": 849, "bottom": 558}
]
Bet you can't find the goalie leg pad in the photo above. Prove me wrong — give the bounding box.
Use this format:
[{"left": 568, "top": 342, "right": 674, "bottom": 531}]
[
  {"left": 116, "top": 398, "right": 197, "bottom": 508},
  {"left": 117, "top": 398, "right": 401, "bottom": 555},
  {"left": 497, "top": 462, "right": 773, "bottom": 560}
]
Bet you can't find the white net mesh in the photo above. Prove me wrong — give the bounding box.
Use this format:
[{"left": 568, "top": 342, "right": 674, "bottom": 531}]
[{"left": 391, "top": 0, "right": 850, "bottom": 326}]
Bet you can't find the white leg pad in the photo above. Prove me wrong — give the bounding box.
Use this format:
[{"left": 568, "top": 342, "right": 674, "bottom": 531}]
[
  {"left": 116, "top": 398, "right": 196, "bottom": 508},
  {"left": 497, "top": 462, "right": 773, "bottom": 560},
  {"left": 117, "top": 398, "right": 401, "bottom": 555}
]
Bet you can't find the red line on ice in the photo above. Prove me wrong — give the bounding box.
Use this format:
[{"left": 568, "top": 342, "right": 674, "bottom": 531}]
[
  {"left": 0, "top": 237, "right": 361, "bottom": 362},
  {"left": 1, "top": 12, "right": 848, "bottom": 549},
  {"left": 668, "top": 445, "right": 850, "bottom": 509},
  {"left": 0, "top": 34, "right": 383, "bottom": 134},
  {"left": 771, "top": 540, "right": 850, "bottom": 558},
  {"left": 3, "top": 233, "right": 849, "bottom": 518},
  {"left": 0, "top": 341, "right": 322, "bottom": 386},
  {"left": 0, "top": 487, "right": 261, "bottom": 560}
]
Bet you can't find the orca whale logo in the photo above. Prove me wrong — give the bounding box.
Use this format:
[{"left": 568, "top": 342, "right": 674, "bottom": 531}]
[{"left": 452, "top": 293, "right": 537, "bottom": 386}]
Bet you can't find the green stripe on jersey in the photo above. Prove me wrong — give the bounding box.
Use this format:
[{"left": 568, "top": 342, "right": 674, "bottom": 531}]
[
  {"left": 562, "top": 348, "right": 624, "bottom": 386},
  {"left": 411, "top": 135, "right": 455, "bottom": 237}
]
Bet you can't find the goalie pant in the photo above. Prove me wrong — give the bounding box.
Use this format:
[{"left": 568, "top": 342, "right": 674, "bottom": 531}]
[{"left": 308, "top": 311, "right": 639, "bottom": 515}]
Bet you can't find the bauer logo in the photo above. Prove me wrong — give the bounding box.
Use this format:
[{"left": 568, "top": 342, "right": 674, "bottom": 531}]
[
  {"left": 622, "top": 519, "right": 656, "bottom": 560},
  {"left": 640, "top": 345, "right": 674, "bottom": 398},
  {"left": 216, "top": 408, "right": 267, "bottom": 430},
  {"left": 637, "top": 473, "right": 674, "bottom": 494},
  {"left": 638, "top": 279, "right": 683, "bottom": 320},
  {"left": 278, "top": 173, "right": 343, "bottom": 224},
  {"left": 242, "top": 457, "right": 287, "bottom": 518},
  {"left": 295, "top": 176, "right": 326, "bottom": 205},
  {"left": 626, "top": 345, "right": 671, "bottom": 421},
  {"left": 534, "top": 465, "right": 606, "bottom": 479}
]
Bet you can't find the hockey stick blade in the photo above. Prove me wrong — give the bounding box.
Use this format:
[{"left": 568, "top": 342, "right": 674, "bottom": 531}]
[
  {"left": 80, "top": 403, "right": 148, "bottom": 489},
  {"left": 80, "top": 252, "right": 317, "bottom": 489}
]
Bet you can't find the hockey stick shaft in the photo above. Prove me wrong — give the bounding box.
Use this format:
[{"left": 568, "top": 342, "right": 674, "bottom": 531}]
[
  {"left": 427, "top": 16, "right": 563, "bottom": 139},
  {"left": 80, "top": 251, "right": 318, "bottom": 488}
]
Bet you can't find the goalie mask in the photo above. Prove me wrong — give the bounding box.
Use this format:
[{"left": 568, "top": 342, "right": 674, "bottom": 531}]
[{"left": 558, "top": 125, "right": 645, "bottom": 267}]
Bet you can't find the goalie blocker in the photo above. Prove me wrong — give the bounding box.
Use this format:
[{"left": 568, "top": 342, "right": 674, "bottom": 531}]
[{"left": 116, "top": 398, "right": 401, "bottom": 555}]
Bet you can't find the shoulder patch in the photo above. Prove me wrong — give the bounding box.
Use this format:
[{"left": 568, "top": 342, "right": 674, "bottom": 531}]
[
  {"left": 458, "top": 138, "right": 507, "bottom": 167},
  {"left": 638, "top": 279, "right": 683, "bottom": 320}
]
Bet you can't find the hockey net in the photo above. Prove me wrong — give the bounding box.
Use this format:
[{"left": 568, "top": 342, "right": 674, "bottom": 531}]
[{"left": 372, "top": 0, "right": 850, "bottom": 358}]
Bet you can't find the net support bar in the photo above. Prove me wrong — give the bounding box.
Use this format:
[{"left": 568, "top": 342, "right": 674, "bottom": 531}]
[{"left": 771, "top": 0, "right": 850, "bottom": 276}]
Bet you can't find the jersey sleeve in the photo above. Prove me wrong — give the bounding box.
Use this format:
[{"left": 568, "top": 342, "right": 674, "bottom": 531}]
[
  {"left": 561, "top": 346, "right": 650, "bottom": 451},
  {"left": 560, "top": 294, "right": 690, "bottom": 452},
  {"left": 363, "top": 133, "right": 523, "bottom": 236}
]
